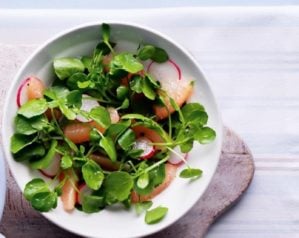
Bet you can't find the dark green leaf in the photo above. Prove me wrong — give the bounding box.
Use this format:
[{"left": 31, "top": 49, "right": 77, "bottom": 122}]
[
  {"left": 179, "top": 168, "right": 202, "bottom": 179},
  {"left": 82, "top": 195, "right": 104, "bottom": 213},
  {"left": 24, "top": 178, "right": 49, "bottom": 201},
  {"left": 30, "top": 140, "right": 58, "bottom": 169},
  {"left": 53, "top": 57, "right": 85, "bottom": 80},
  {"left": 82, "top": 160, "right": 104, "bottom": 190},
  {"left": 10, "top": 134, "right": 36, "bottom": 154},
  {"left": 138, "top": 45, "right": 156, "bottom": 61},
  {"left": 116, "top": 86, "right": 129, "bottom": 100},
  {"left": 31, "top": 192, "right": 57, "bottom": 212},
  {"left": 99, "top": 136, "right": 117, "bottom": 162},
  {"left": 194, "top": 127, "right": 216, "bottom": 144},
  {"left": 60, "top": 155, "right": 73, "bottom": 170},
  {"left": 14, "top": 143, "right": 45, "bottom": 162},
  {"left": 105, "top": 120, "right": 131, "bottom": 140},
  {"left": 81, "top": 56, "right": 92, "bottom": 71},
  {"left": 18, "top": 99, "right": 48, "bottom": 118},
  {"left": 117, "top": 129, "right": 135, "bottom": 151},
  {"left": 145, "top": 206, "right": 168, "bottom": 224},
  {"left": 104, "top": 171, "right": 133, "bottom": 201},
  {"left": 151, "top": 164, "right": 165, "bottom": 186},
  {"left": 110, "top": 53, "right": 143, "bottom": 74},
  {"left": 102, "top": 23, "right": 110, "bottom": 44},
  {"left": 67, "top": 90, "right": 82, "bottom": 108},
  {"left": 119, "top": 98, "right": 130, "bottom": 110},
  {"left": 151, "top": 47, "right": 169, "bottom": 63},
  {"left": 89, "top": 106, "right": 111, "bottom": 129},
  {"left": 127, "top": 149, "right": 144, "bottom": 159},
  {"left": 130, "top": 75, "right": 143, "bottom": 94},
  {"left": 67, "top": 72, "right": 88, "bottom": 90},
  {"left": 142, "top": 76, "right": 156, "bottom": 100},
  {"left": 15, "top": 115, "right": 38, "bottom": 135}
]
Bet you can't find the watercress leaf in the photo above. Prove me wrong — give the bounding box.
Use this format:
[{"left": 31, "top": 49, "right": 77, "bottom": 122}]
[
  {"left": 90, "top": 128, "right": 101, "bottom": 143},
  {"left": 81, "top": 56, "right": 92, "bottom": 71},
  {"left": 104, "top": 171, "right": 133, "bottom": 201},
  {"left": 24, "top": 178, "right": 49, "bottom": 201},
  {"left": 18, "top": 98, "right": 48, "bottom": 118},
  {"left": 134, "top": 177, "right": 154, "bottom": 196},
  {"left": 31, "top": 191, "right": 57, "bottom": 212},
  {"left": 142, "top": 76, "right": 156, "bottom": 100},
  {"left": 102, "top": 23, "right": 110, "bottom": 44},
  {"left": 138, "top": 45, "right": 156, "bottom": 61},
  {"left": 127, "top": 149, "right": 144, "bottom": 159},
  {"left": 59, "top": 104, "right": 76, "bottom": 120},
  {"left": 96, "top": 42, "right": 112, "bottom": 56},
  {"left": 137, "top": 172, "right": 149, "bottom": 189},
  {"left": 15, "top": 115, "right": 38, "bottom": 135},
  {"left": 116, "top": 86, "right": 129, "bottom": 100},
  {"left": 105, "top": 120, "right": 131, "bottom": 140},
  {"left": 99, "top": 136, "right": 117, "bottom": 162},
  {"left": 117, "top": 129, "right": 135, "bottom": 151},
  {"left": 119, "top": 98, "right": 130, "bottom": 110},
  {"left": 135, "top": 201, "right": 153, "bottom": 215},
  {"left": 151, "top": 47, "right": 169, "bottom": 63},
  {"left": 44, "top": 86, "right": 70, "bottom": 100},
  {"left": 67, "top": 72, "right": 88, "bottom": 90},
  {"left": 130, "top": 75, "right": 143, "bottom": 93},
  {"left": 145, "top": 74, "right": 160, "bottom": 89},
  {"left": 179, "top": 168, "right": 202, "bottom": 179},
  {"left": 194, "top": 127, "right": 216, "bottom": 144},
  {"left": 82, "top": 195, "right": 104, "bottom": 213},
  {"left": 67, "top": 90, "right": 82, "bottom": 108},
  {"left": 31, "top": 115, "right": 49, "bottom": 131},
  {"left": 89, "top": 106, "right": 111, "bottom": 129},
  {"left": 61, "top": 154, "right": 73, "bottom": 170},
  {"left": 10, "top": 134, "right": 36, "bottom": 154},
  {"left": 53, "top": 57, "right": 85, "bottom": 80},
  {"left": 151, "top": 164, "right": 165, "bottom": 186},
  {"left": 181, "top": 103, "right": 208, "bottom": 125},
  {"left": 30, "top": 140, "right": 58, "bottom": 169},
  {"left": 82, "top": 160, "right": 104, "bottom": 190},
  {"left": 145, "top": 206, "right": 168, "bottom": 224},
  {"left": 110, "top": 53, "right": 143, "bottom": 74},
  {"left": 14, "top": 143, "right": 45, "bottom": 162},
  {"left": 180, "top": 139, "right": 194, "bottom": 153}
]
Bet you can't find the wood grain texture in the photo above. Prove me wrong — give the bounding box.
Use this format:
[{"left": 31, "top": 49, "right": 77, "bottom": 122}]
[{"left": 0, "top": 127, "right": 254, "bottom": 238}]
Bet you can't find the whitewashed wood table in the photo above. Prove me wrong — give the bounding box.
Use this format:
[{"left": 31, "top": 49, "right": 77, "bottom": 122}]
[{"left": 2, "top": 7, "right": 299, "bottom": 237}]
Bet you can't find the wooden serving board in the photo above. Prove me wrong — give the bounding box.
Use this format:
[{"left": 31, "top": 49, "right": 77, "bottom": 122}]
[{"left": 0, "top": 127, "right": 254, "bottom": 238}]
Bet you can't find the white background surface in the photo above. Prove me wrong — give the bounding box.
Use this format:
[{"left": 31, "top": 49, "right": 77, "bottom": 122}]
[{"left": 1, "top": 5, "right": 299, "bottom": 238}]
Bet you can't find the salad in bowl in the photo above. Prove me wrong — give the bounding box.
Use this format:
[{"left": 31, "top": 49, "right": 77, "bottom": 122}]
[{"left": 2, "top": 22, "right": 222, "bottom": 238}]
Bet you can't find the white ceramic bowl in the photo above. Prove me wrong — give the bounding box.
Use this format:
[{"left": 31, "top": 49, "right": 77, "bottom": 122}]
[{"left": 1, "top": 22, "right": 222, "bottom": 238}]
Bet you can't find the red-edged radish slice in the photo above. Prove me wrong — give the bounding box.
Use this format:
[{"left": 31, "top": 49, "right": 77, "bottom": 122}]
[
  {"left": 76, "top": 95, "right": 100, "bottom": 122},
  {"left": 107, "top": 107, "right": 120, "bottom": 124},
  {"left": 39, "top": 153, "right": 61, "bottom": 178},
  {"left": 168, "top": 146, "right": 188, "bottom": 165},
  {"left": 147, "top": 59, "right": 181, "bottom": 81},
  {"left": 133, "top": 137, "right": 155, "bottom": 160},
  {"left": 17, "top": 76, "right": 45, "bottom": 107},
  {"left": 76, "top": 183, "right": 93, "bottom": 205}
]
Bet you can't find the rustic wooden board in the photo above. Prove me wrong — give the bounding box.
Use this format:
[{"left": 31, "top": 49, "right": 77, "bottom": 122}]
[{"left": 0, "top": 127, "right": 254, "bottom": 238}]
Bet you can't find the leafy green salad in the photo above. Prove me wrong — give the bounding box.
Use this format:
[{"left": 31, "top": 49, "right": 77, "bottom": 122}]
[{"left": 10, "top": 23, "right": 216, "bottom": 224}]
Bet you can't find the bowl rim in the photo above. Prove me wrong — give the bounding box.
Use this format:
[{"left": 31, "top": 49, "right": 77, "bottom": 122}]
[{"left": 1, "top": 21, "right": 222, "bottom": 238}]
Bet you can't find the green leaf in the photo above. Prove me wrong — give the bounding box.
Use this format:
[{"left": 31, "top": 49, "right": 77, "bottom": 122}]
[
  {"left": 117, "top": 129, "right": 135, "bottom": 151},
  {"left": 179, "top": 168, "right": 202, "bottom": 179},
  {"left": 59, "top": 104, "right": 76, "bottom": 120},
  {"left": 102, "top": 23, "right": 110, "bottom": 43},
  {"left": 137, "top": 172, "right": 149, "bottom": 189},
  {"left": 151, "top": 163, "right": 166, "bottom": 186},
  {"left": 181, "top": 103, "right": 208, "bottom": 125},
  {"left": 10, "top": 134, "right": 36, "bottom": 154},
  {"left": 145, "top": 206, "right": 168, "bottom": 224},
  {"left": 81, "top": 56, "right": 92, "bottom": 71},
  {"left": 82, "top": 160, "right": 104, "bottom": 190},
  {"left": 53, "top": 57, "right": 85, "bottom": 80},
  {"left": 18, "top": 99, "right": 48, "bottom": 118},
  {"left": 67, "top": 72, "right": 88, "bottom": 90},
  {"left": 110, "top": 53, "right": 144, "bottom": 74},
  {"left": 130, "top": 75, "right": 143, "bottom": 93},
  {"left": 67, "top": 90, "right": 82, "bottom": 108},
  {"left": 105, "top": 120, "right": 131, "bottom": 140},
  {"left": 31, "top": 192, "right": 57, "bottom": 212},
  {"left": 30, "top": 140, "right": 58, "bottom": 169},
  {"left": 82, "top": 195, "right": 104, "bottom": 213},
  {"left": 142, "top": 76, "right": 156, "bottom": 100},
  {"left": 138, "top": 45, "right": 156, "bottom": 61},
  {"left": 89, "top": 106, "right": 111, "bottom": 129},
  {"left": 151, "top": 47, "right": 169, "bottom": 63},
  {"left": 99, "top": 136, "right": 117, "bottom": 162},
  {"left": 135, "top": 201, "right": 153, "bottom": 215},
  {"left": 194, "top": 127, "right": 216, "bottom": 144},
  {"left": 119, "top": 98, "right": 130, "bottom": 110},
  {"left": 104, "top": 171, "right": 133, "bottom": 201},
  {"left": 15, "top": 115, "right": 38, "bottom": 135},
  {"left": 44, "top": 86, "right": 70, "bottom": 100},
  {"left": 127, "top": 149, "right": 144, "bottom": 159},
  {"left": 24, "top": 178, "right": 49, "bottom": 201},
  {"left": 60, "top": 155, "right": 73, "bottom": 170},
  {"left": 14, "top": 143, "right": 45, "bottom": 162},
  {"left": 116, "top": 86, "right": 129, "bottom": 100}
]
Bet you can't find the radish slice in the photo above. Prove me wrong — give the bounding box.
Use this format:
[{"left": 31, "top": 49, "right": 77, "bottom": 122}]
[
  {"left": 147, "top": 59, "right": 181, "bottom": 82},
  {"left": 16, "top": 77, "right": 30, "bottom": 107},
  {"left": 39, "top": 153, "right": 61, "bottom": 178},
  {"left": 133, "top": 137, "right": 155, "bottom": 160},
  {"left": 76, "top": 183, "right": 93, "bottom": 205},
  {"left": 168, "top": 146, "right": 188, "bottom": 165},
  {"left": 76, "top": 95, "right": 100, "bottom": 122}
]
